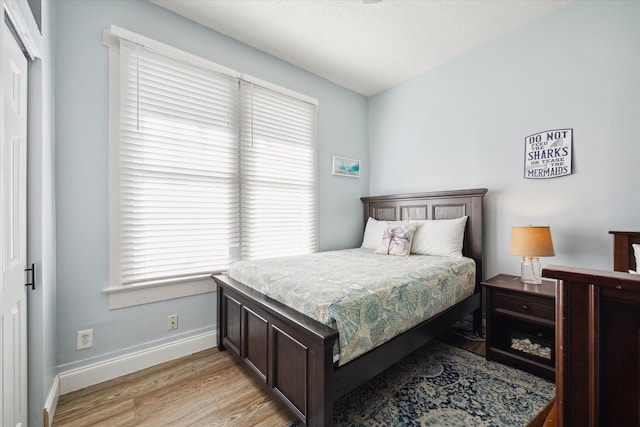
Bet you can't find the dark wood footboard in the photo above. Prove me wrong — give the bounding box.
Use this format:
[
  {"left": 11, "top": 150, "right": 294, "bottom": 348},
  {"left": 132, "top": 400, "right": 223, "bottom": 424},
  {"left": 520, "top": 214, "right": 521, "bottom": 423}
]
[{"left": 215, "top": 274, "right": 338, "bottom": 426}]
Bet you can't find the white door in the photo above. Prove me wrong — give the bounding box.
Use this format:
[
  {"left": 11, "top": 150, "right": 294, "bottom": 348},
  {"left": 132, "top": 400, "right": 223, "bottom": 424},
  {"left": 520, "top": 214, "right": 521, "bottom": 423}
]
[{"left": 1, "top": 18, "right": 29, "bottom": 427}]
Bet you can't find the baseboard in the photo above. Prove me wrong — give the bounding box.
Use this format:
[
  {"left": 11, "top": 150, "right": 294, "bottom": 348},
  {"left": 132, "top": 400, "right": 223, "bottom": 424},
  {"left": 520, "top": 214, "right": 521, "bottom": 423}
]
[
  {"left": 58, "top": 330, "right": 216, "bottom": 395},
  {"left": 44, "top": 375, "right": 59, "bottom": 427}
]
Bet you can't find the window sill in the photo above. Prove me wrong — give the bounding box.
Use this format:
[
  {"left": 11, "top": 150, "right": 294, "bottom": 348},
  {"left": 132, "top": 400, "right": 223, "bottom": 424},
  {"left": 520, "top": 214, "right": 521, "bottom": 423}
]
[{"left": 103, "top": 275, "right": 216, "bottom": 309}]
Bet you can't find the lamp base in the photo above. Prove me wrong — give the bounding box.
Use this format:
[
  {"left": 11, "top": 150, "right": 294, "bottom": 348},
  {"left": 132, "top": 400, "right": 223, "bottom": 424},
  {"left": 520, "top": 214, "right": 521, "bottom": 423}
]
[{"left": 521, "top": 257, "right": 542, "bottom": 285}]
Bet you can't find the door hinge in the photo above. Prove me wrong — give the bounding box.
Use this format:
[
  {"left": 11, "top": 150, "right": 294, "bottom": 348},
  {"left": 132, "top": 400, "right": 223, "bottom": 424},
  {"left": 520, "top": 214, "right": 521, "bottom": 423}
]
[{"left": 25, "top": 263, "right": 35, "bottom": 290}]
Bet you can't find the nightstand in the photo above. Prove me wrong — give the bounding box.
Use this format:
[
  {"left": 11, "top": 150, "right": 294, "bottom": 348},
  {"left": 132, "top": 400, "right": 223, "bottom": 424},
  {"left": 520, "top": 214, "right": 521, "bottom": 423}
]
[{"left": 482, "top": 274, "right": 556, "bottom": 380}]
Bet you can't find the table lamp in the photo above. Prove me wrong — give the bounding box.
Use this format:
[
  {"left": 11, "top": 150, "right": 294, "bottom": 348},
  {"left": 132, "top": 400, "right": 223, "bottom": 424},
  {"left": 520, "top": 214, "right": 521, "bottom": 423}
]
[{"left": 510, "top": 226, "right": 555, "bottom": 284}]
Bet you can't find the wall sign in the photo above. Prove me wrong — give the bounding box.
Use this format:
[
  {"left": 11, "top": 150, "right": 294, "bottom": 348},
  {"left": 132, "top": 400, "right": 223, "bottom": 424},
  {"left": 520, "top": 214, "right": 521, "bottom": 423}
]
[{"left": 524, "top": 128, "right": 572, "bottom": 179}]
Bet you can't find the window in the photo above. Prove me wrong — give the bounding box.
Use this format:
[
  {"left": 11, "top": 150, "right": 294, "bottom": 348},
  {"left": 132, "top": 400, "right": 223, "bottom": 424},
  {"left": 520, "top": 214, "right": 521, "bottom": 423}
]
[{"left": 104, "top": 26, "right": 318, "bottom": 308}]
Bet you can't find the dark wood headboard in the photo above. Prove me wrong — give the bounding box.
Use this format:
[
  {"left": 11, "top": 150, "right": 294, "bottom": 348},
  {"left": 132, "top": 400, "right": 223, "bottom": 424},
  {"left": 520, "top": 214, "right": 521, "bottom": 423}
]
[
  {"left": 609, "top": 230, "right": 640, "bottom": 272},
  {"left": 361, "top": 188, "right": 487, "bottom": 286}
]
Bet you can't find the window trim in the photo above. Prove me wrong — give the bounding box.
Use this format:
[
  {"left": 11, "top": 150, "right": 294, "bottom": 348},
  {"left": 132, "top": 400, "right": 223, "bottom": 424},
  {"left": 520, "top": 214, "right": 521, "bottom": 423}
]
[
  {"left": 103, "top": 275, "right": 216, "bottom": 309},
  {"left": 103, "top": 26, "right": 318, "bottom": 309}
]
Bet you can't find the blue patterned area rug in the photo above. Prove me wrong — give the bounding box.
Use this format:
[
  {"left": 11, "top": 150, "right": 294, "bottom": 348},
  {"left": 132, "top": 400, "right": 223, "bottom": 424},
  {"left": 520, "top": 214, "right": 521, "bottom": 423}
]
[{"left": 333, "top": 340, "right": 554, "bottom": 426}]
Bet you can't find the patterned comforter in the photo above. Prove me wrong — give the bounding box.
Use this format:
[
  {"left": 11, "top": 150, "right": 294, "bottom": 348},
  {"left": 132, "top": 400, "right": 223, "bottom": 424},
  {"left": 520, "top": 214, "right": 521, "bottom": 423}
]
[{"left": 227, "top": 248, "right": 475, "bottom": 365}]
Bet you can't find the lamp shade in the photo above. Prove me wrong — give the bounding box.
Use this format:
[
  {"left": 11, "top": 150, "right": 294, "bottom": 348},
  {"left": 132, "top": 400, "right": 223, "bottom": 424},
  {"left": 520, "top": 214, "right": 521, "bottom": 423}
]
[{"left": 510, "top": 226, "right": 555, "bottom": 257}]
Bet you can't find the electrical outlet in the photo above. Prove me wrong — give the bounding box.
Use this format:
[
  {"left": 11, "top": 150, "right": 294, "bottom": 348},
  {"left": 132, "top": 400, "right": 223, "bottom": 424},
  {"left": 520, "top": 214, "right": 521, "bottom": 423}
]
[
  {"left": 77, "top": 329, "right": 93, "bottom": 350},
  {"left": 168, "top": 314, "right": 178, "bottom": 330}
]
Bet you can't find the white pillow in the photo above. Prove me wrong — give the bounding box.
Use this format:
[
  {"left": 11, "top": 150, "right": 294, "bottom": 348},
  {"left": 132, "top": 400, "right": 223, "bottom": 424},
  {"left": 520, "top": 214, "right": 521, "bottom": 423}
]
[
  {"left": 630, "top": 243, "right": 640, "bottom": 274},
  {"left": 361, "top": 217, "right": 389, "bottom": 249},
  {"left": 375, "top": 223, "right": 418, "bottom": 256},
  {"left": 411, "top": 216, "right": 468, "bottom": 258}
]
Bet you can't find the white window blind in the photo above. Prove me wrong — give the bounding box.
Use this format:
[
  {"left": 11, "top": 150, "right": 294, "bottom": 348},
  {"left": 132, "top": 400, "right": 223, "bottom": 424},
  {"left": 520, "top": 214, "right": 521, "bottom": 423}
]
[
  {"left": 115, "top": 37, "right": 317, "bottom": 287},
  {"left": 240, "top": 82, "right": 318, "bottom": 260},
  {"left": 119, "top": 39, "right": 240, "bottom": 285}
]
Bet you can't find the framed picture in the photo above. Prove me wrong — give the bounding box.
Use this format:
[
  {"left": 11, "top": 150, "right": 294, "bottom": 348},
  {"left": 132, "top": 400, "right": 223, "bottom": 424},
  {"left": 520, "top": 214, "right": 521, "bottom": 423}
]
[{"left": 332, "top": 156, "right": 360, "bottom": 178}]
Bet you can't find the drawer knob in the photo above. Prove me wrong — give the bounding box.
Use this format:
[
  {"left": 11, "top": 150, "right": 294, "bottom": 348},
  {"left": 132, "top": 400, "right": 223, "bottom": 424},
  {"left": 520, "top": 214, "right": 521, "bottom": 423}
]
[{"left": 522, "top": 304, "right": 530, "bottom": 311}]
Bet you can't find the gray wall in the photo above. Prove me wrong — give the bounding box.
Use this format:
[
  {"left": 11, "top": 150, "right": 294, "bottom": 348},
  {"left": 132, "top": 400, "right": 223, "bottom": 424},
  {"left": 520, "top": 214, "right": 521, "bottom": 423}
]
[
  {"left": 368, "top": 1, "right": 640, "bottom": 278},
  {"left": 55, "top": 0, "right": 368, "bottom": 370}
]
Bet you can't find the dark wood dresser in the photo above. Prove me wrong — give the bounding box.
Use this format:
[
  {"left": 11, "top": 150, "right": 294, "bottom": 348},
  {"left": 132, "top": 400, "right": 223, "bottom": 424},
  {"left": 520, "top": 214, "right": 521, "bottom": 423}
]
[{"left": 542, "top": 263, "right": 640, "bottom": 426}]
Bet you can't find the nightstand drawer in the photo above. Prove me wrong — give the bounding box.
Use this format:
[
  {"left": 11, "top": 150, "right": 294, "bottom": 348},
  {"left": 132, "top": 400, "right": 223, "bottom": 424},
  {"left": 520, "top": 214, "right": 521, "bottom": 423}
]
[{"left": 492, "top": 291, "right": 554, "bottom": 321}]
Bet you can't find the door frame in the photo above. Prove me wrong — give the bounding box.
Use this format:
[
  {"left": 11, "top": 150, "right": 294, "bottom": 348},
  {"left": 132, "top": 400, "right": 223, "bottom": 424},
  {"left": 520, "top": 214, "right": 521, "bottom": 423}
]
[{"left": 3, "top": 0, "right": 39, "bottom": 62}]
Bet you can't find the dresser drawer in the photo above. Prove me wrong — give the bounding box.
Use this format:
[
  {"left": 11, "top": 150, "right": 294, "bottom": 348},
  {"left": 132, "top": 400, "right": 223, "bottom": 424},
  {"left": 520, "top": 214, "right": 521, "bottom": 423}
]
[{"left": 492, "top": 291, "right": 554, "bottom": 321}]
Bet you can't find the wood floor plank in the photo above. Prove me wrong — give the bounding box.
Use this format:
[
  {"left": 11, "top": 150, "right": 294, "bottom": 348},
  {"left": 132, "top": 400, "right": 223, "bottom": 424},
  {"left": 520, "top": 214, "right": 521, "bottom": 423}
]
[
  {"left": 53, "top": 398, "right": 137, "bottom": 426},
  {"left": 53, "top": 348, "right": 292, "bottom": 427}
]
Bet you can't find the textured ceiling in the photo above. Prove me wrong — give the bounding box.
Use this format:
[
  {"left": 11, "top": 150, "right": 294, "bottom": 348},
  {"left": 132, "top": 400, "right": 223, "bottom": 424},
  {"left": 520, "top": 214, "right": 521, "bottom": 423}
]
[{"left": 151, "top": 0, "right": 573, "bottom": 96}]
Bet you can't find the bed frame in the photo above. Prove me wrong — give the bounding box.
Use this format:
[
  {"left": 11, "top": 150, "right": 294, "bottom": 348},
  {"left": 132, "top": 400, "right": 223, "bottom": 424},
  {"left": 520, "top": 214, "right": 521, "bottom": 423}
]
[{"left": 213, "top": 188, "right": 487, "bottom": 426}]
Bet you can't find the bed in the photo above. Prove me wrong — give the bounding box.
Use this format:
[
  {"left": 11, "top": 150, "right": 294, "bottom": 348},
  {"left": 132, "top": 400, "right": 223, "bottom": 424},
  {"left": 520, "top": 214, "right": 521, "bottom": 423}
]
[{"left": 212, "top": 188, "right": 487, "bottom": 426}]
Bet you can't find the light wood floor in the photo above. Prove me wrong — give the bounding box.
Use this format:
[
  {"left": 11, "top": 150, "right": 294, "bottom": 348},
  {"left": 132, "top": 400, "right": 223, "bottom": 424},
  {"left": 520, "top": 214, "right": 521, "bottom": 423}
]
[
  {"left": 52, "top": 348, "right": 293, "bottom": 427},
  {"left": 53, "top": 332, "right": 483, "bottom": 427}
]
